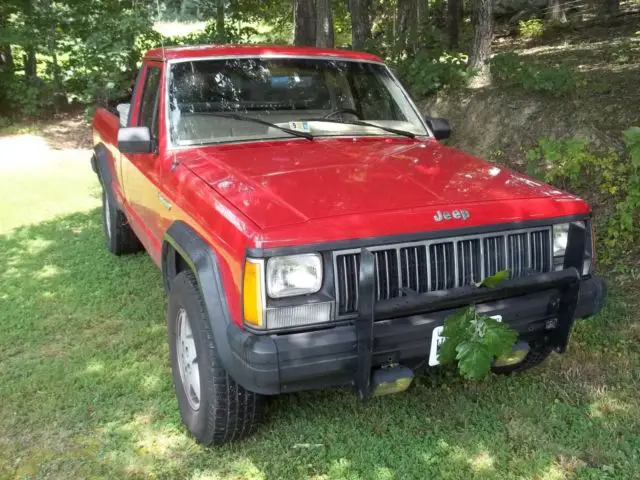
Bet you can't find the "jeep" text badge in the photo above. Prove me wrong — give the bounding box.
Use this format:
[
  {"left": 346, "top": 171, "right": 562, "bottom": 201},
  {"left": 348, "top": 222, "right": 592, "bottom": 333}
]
[{"left": 433, "top": 209, "right": 470, "bottom": 222}]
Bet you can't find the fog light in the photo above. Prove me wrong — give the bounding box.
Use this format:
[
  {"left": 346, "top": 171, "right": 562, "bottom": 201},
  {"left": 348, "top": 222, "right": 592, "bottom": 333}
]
[
  {"left": 265, "top": 302, "right": 333, "bottom": 329},
  {"left": 371, "top": 365, "right": 414, "bottom": 397},
  {"left": 493, "top": 341, "right": 530, "bottom": 367}
]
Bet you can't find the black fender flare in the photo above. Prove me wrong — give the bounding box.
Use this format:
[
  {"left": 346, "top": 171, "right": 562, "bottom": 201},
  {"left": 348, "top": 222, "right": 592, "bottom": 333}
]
[
  {"left": 93, "top": 143, "right": 113, "bottom": 189},
  {"left": 93, "top": 143, "right": 122, "bottom": 209},
  {"left": 162, "top": 221, "right": 280, "bottom": 395}
]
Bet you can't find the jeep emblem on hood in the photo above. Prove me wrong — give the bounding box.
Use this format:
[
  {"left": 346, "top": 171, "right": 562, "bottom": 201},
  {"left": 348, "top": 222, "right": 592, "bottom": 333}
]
[{"left": 433, "top": 209, "right": 470, "bottom": 222}]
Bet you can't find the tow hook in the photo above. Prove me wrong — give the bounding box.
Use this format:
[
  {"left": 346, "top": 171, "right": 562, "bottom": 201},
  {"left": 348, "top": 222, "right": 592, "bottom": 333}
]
[
  {"left": 371, "top": 364, "right": 415, "bottom": 397},
  {"left": 493, "top": 341, "right": 531, "bottom": 368}
]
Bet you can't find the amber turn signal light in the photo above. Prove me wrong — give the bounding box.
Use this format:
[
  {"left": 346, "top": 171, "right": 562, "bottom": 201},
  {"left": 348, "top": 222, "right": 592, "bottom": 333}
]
[{"left": 243, "top": 260, "right": 264, "bottom": 328}]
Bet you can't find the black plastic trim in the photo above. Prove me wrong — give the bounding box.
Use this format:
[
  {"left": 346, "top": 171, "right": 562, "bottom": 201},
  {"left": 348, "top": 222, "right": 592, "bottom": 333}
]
[
  {"left": 127, "top": 67, "right": 144, "bottom": 127},
  {"left": 162, "top": 221, "right": 280, "bottom": 394},
  {"left": 93, "top": 143, "right": 120, "bottom": 208},
  {"left": 372, "top": 268, "right": 580, "bottom": 321},
  {"left": 226, "top": 275, "right": 606, "bottom": 395},
  {"left": 246, "top": 213, "right": 591, "bottom": 258},
  {"left": 90, "top": 153, "right": 98, "bottom": 174}
]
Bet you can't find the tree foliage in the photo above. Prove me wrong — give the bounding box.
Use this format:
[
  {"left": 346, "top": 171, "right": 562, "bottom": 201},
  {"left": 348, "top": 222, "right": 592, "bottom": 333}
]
[
  {"left": 526, "top": 129, "right": 640, "bottom": 261},
  {"left": 0, "top": 0, "right": 629, "bottom": 120}
]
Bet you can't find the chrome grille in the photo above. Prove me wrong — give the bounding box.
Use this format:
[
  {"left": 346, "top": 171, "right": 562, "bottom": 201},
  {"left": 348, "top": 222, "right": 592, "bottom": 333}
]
[
  {"left": 373, "top": 249, "right": 399, "bottom": 301},
  {"left": 457, "top": 239, "right": 481, "bottom": 287},
  {"left": 507, "top": 233, "right": 529, "bottom": 277},
  {"left": 483, "top": 236, "right": 506, "bottom": 277},
  {"left": 334, "top": 227, "right": 552, "bottom": 316},
  {"left": 400, "top": 246, "right": 428, "bottom": 294},
  {"left": 429, "top": 242, "right": 455, "bottom": 291}
]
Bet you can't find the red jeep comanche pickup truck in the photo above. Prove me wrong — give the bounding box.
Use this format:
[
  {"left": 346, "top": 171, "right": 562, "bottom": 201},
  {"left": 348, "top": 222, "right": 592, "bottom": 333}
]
[{"left": 92, "top": 44, "right": 606, "bottom": 445}]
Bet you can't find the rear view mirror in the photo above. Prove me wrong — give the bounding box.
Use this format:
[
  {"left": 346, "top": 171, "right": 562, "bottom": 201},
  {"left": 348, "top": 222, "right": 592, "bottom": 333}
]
[
  {"left": 425, "top": 117, "right": 451, "bottom": 141},
  {"left": 118, "top": 126, "right": 153, "bottom": 154}
]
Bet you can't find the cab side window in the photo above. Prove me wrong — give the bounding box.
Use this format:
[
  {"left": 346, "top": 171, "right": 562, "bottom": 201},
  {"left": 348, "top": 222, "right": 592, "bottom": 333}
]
[{"left": 138, "top": 67, "right": 161, "bottom": 139}]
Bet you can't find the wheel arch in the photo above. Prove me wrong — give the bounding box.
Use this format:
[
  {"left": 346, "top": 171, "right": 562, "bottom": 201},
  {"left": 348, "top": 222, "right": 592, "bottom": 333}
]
[
  {"left": 161, "top": 220, "right": 279, "bottom": 394},
  {"left": 93, "top": 143, "right": 112, "bottom": 189}
]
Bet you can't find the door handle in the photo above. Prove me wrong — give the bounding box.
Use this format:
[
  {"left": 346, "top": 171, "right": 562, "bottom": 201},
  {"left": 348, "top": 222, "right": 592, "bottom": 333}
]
[{"left": 158, "top": 192, "right": 172, "bottom": 210}]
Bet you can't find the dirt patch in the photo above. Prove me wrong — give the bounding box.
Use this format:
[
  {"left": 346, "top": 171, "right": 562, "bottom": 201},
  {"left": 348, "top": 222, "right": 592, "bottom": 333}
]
[
  {"left": 0, "top": 111, "right": 92, "bottom": 151},
  {"left": 0, "top": 112, "right": 91, "bottom": 172}
]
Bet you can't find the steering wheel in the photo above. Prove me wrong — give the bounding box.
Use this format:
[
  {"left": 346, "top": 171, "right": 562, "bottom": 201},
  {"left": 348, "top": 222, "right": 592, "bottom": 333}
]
[{"left": 323, "top": 108, "right": 363, "bottom": 120}]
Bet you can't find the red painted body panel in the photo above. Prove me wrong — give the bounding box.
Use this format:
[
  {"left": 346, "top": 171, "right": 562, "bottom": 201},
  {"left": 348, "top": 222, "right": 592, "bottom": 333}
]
[
  {"left": 183, "top": 137, "right": 589, "bottom": 243},
  {"left": 91, "top": 46, "right": 591, "bottom": 326}
]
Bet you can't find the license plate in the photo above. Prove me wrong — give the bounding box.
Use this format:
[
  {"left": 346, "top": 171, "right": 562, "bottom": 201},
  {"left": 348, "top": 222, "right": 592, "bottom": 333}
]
[{"left": 428, "top": 315, "right": 503, "bottom": 366}]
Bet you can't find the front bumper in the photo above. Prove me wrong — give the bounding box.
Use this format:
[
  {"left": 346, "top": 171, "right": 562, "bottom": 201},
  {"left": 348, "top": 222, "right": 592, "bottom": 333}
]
[{"left": 224, "top": 267, "right": 606, "bottom": 396}]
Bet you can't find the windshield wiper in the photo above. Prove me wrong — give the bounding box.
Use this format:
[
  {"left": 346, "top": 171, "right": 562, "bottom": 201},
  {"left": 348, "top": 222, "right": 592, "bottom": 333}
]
[
  {"left": 301, "top": 118, "right": 416, "bottom": 139},
  {"left": 193, "top": 112, "right": 314, "bottom": 140}
]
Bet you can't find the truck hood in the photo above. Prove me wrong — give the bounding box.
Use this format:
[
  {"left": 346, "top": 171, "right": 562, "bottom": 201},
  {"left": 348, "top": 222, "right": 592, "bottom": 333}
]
[{"left": 183, "top": 138, "right": 583, "bottom": 230}]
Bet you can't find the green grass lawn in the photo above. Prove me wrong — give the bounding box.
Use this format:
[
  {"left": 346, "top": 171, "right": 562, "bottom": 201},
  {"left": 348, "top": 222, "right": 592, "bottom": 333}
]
[{"left": 0, "top": 131, "right": 639, "bottom": 480}]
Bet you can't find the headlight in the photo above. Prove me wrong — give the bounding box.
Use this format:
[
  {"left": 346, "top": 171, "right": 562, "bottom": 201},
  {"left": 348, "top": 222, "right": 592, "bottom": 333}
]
[
  {"left": 553, "top": 221, "right": 589, "bottom": 273},
  {"left": 553, "top": 223, "right": 570, "bottom": 257},
  {"left": 266, "top": 254, "right": 323, "bottom": 298},
  {"left": 553, "top": 221, "right": 586, "bottom": 257}
]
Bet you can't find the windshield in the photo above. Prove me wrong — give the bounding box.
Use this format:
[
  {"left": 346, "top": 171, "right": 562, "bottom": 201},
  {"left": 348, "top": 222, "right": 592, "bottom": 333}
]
[{"left": 168, "top": 57, "right": 428, "bottom": 146}]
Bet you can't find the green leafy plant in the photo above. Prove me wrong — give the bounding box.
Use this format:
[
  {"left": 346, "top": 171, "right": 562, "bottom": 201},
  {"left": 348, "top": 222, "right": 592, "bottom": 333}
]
[
  {"left": 525, "top": 137, "right": 604, "bottom": 188},
  {"left": 438, "top": 270, "right": 517, "bottom": 380},
  {"left": 439, "top": 306, "right": 518, "bottom": 380},
  {"left": 397, "top": 52, "right": 473, "bottom": 97},
  {"left": 478, "top": 269, "right": 510, "bottom": 288},
  {"left": 491, "top": 53, "right": 576, "bottom": 98},
  {"left": 518, "top": 19, "right": 544, "bottom": 38},
  {"left": 526, "top": 129, "right": 640, "bottom": 261}
]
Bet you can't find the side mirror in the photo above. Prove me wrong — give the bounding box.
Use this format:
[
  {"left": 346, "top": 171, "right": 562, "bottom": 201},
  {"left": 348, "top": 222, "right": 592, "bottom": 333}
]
[
  {"left": 116, "top": 103, "right": 130, "bottom": 127},
  {"left": 425, "top": 117, "right": 451, "bottom": 141},
  {"left": 117, "top": 126, "right": 153, "bottom": 154}
]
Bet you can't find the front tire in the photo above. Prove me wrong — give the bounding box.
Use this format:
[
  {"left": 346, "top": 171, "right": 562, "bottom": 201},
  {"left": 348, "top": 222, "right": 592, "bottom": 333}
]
[
  {"left": 168, "top": 270, "right": 265, "bottom": 445},
  {"left": 102, "top": 188, "right": 142, "bottom": 255}
]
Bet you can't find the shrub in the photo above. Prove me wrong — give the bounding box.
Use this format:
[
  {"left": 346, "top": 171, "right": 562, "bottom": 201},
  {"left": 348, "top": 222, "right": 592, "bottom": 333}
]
[
  {"left": 0, "top": 74, "right": 55, "bottom": 118},
  {"left": 518, "top": 19, "right": 544, "bottom": 38},
  {"left": 526, "top": 129, "right": 640, "bottom": 260},
  {"left": 490, "top": 52, "right": 522, "bottom": 85},
  {"left": 397, "top": 52, "right": 472, "bottom": 97},
  {"left": 491, "top": 52, "right": 576, "bottom": 97}
]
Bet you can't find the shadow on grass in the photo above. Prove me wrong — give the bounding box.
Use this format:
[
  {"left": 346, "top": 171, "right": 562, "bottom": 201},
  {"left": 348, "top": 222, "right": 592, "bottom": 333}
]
[{"left": 1, "top": 210, "right": 638, "bottom": 479}]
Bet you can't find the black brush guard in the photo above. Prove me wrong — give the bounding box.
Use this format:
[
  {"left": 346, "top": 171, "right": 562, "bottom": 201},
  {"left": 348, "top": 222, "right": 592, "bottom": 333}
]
[{"left": 354, "top": 223, "right": 588, "bottom": 400}]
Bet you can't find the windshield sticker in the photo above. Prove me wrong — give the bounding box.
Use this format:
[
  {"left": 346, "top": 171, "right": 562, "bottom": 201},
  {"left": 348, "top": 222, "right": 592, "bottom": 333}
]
[{"left": 289, "top": 121, "right": 311, "bottom": 133}]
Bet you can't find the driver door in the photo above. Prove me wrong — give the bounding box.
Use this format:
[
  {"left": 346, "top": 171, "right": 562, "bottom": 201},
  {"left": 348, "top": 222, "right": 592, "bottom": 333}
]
[{"left": 120, "top": 62, "right": 166, "bottom": 259}]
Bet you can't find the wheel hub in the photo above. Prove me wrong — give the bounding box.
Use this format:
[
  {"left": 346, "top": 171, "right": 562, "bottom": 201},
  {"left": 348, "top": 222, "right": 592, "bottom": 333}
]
[{"left": 176, "top": 308, "right": 200, "bottom": 410}]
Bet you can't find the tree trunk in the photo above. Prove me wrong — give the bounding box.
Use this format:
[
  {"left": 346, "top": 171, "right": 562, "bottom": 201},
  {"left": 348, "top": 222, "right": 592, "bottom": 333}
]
[
  {"left": 396, "top": 0, "right": 417, "bottom": 54},
  {"left": 216, "top": 0, "right": 225, "bottom": 42},
  {"left": 315, "top": 0, "right": 334, "bottom": 47},
  {"left": 547, "top": 0, "right": 567, "bottom": 23},
  {"left": 50, "top": 20, "right": 61, "bottom": 110},
  {"left": 348, "top": 0, "right": 370, "bottom": 50},
  {"left": 180, "top": 0, "right": 189, "bottom": 17},
  {"left": 24, "top": 0, "right": 37, "bottom": 81},
  {"left": 417, "top": 0, "right": 429, "bottom": 39},
  {"left": 468, "top": 0, "right": 492, "bottom": 86},
  {"left": 293, "top": 0, "right": 316, "bottom": 46},
  {"left": 603, "top": 0, "right": 620, "bottom": 15},
  {"left": 0, "top": 12, "right": 14, "bottom": 73},
  {"left": 447, "top": 0, "right": 462, "bottom": 49},
  {"left": 24, "top": 48, "right": 37, "bottom": 80}
]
